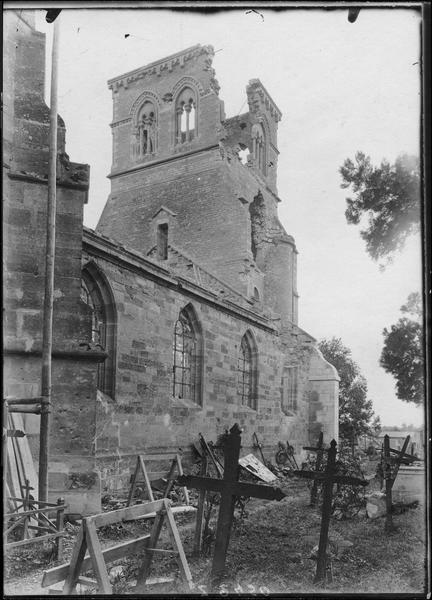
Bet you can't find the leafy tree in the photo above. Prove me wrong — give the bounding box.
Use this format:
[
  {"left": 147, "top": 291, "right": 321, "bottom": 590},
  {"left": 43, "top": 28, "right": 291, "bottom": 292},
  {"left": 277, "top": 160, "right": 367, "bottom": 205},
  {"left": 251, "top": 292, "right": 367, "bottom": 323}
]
[
  {"left": 380, "top": 292, "right": 424, "bottom": 405},
  {"left": 339, "top": 152, "right": 420, "bottom": 265},
  {"left": 318, "top": 338, "right": 378, "bottom": 442}
]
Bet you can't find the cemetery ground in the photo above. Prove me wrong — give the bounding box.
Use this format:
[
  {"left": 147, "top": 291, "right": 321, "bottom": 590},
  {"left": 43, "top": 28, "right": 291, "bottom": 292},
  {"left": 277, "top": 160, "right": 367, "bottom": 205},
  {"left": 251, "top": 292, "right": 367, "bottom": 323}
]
[{"left": 4, "top": 461, "right": 426, "bottom": 596}]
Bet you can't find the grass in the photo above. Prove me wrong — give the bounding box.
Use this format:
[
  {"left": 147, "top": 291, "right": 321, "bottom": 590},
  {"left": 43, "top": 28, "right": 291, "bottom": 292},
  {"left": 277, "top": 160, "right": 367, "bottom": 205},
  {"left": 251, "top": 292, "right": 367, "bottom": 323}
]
[{"left": 4, "top": 477, "right": 427, "bottom": 595}]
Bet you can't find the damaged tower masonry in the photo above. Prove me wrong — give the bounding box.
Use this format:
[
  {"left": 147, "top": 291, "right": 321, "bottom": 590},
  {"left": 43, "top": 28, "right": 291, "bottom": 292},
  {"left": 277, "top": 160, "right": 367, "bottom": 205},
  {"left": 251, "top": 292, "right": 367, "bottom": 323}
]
[{"left": 97, "top": 44, "right": 299, "bottom": 326}]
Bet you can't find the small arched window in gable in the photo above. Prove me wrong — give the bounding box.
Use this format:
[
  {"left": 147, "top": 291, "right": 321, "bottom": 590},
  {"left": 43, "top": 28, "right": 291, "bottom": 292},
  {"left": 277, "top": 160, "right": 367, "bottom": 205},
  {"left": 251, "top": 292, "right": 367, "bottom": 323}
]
[
  {"left": 237, "top": 331, "right": 258, "bottom": 409},
  {"left": 172, "top": 305, "right": 203, "bottom": 405},
  {"left": 80, "top": 266, "right": 117, "bottom": 398},
  {"left": 175, "top": 87, "right": 197, "bottom": 144},
  {"left": 251, "top": 123, "right": 266, "bottom": 175},
  {"left": 134, "top": 100, "right": 157, "bottom": 159}
]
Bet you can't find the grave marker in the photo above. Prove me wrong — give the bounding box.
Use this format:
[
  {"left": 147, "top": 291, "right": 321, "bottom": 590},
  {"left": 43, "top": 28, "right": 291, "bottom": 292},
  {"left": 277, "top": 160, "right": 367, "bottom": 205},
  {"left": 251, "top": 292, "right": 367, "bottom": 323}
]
[
  {"left": 294, "top": 439, "right": 368, "bottom": 583},
  {"left": 178, "top": 423, "right": 285, "bottom": 585}
]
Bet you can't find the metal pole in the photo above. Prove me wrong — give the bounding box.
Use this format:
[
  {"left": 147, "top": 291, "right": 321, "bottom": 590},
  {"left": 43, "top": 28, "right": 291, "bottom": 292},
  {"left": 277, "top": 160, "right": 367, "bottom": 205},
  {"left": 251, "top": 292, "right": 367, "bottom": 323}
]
[{"left": 39, "top": 17, "right": 60, "bottom": 504}]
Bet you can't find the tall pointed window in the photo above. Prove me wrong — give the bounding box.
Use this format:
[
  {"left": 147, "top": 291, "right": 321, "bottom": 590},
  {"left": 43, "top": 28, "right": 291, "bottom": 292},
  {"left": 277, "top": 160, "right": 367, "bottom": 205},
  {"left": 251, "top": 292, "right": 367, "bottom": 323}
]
[
  {"left": 134, "top": 100, "right": 157, "bottom": 159},
  {"left": 80, "top": 265, "right": 117, "bottom": 398},
  {"left": 175, "top": 87, "right": 197, "bottom": 144},
  {"left": 172, "top": 305, "right": 202, "bottom": 405},
  {"left": 251, "top": 123, "right": 266, "bottom": 175},
  {"left": 237, "top": 331, "right": 258, "bottom": 409}
]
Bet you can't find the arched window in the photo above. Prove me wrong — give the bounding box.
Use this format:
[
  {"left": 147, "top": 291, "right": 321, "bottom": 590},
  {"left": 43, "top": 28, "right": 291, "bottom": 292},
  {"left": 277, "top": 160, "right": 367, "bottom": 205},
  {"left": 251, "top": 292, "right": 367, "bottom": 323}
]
[
  {"left": 133, "top": 100, "right": 157, "bottom": 159},
  {"left": 80, "top": 265, "right": 117, "bottom": 398},
  {"left": 237, "top": 331, "right": 258, "bottom": 409},
  {"left": 172, "top": 304, "right": 203, "bottom": 405},
  {"left": 251, "top": 123, "right": 266, "bottom": 175},
  {"left": 175, "top": 87, "right": 197, "bottom": 144}
]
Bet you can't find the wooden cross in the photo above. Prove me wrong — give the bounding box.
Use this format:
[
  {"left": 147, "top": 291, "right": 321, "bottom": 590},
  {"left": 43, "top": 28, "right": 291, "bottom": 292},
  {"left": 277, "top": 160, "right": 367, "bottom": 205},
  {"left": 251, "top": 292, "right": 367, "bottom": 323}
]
[
  {"left": 303, "top": 431, "right": 324, "bottom": 506},
  {"left": 383, "top": 434, "right": 410, "bottom": 532},
  {"left": 178, "top": 423, "right": 285, "bottom": 585},
  {"left": 252, "top": 432, "right": 267, "bottom": 465},
  {"left": 294, "top": 439, "right": 368, "bottom": 583}
]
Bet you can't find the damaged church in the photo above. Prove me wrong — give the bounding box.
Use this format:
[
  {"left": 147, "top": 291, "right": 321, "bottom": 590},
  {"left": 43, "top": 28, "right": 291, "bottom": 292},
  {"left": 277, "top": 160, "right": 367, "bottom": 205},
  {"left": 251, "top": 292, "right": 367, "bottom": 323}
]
[{"left": 4, "top": 11, "right": 339, "bottom": 515}]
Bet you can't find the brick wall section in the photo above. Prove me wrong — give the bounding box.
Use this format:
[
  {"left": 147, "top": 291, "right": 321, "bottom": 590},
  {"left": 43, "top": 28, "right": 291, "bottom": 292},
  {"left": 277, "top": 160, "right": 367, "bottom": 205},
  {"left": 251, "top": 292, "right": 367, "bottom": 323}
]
[
  {"left": 97, "top": 44, "right": 294, "bottom": 320},
  {"left": 3, "top": 10, "right": 101, "bottom": 515}
]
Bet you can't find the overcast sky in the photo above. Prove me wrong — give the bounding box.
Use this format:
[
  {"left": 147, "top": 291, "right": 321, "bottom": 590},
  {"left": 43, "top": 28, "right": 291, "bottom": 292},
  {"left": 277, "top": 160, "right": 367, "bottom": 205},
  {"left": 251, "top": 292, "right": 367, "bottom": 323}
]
[{"left": 31, "top": 6, "right": 423, "bottom": 428}]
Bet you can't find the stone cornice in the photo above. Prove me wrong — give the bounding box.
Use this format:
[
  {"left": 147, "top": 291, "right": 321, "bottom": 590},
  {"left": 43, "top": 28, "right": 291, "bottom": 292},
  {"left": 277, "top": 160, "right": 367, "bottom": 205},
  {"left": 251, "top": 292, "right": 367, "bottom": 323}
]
[
  {"left": 4, "top": 347, "right": 107, "bottom": 362},
  {"left": 7, "top": 169, "right": 89, "bottom": 196},
  {"left": 83, "top": 228, "right": 276, "bottom": 334},
  {"left": 107, "top": 44, "right": 214, "bottom": 92}
]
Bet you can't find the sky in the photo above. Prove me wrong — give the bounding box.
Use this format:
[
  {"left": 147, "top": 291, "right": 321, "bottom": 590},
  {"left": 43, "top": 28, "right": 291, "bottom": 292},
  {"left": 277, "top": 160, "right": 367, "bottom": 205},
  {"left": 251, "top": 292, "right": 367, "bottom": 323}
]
[{"left": 30, "top": 5, "right": 424, "bottom": 428}]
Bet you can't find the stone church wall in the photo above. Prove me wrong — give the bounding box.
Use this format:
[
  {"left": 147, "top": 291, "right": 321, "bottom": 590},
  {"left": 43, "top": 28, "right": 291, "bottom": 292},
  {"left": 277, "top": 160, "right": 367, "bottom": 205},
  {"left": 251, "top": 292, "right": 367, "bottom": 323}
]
[{"left": 82, "top": 240, "right": 324, "bottom": 493}]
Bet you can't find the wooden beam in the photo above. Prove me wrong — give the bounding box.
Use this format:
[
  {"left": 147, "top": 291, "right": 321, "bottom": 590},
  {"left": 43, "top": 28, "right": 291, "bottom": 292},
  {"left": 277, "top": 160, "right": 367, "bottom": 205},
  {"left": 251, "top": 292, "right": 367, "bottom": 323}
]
[
  {"left": 91, "top": 499, "right": 164, "bottom": 528},
  {"left": 42, "top": 534, "right": 151, "bottom": 587}
]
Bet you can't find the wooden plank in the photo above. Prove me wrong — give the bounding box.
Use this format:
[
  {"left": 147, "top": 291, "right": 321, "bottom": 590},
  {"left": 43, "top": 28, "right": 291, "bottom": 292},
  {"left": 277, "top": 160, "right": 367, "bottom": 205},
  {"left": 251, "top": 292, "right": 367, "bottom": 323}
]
[
  {"left": 91, "top": 499, "right": 164, "bottom": 528},
  {"left": 6, "top": 434, "right": 21, "bottom": 501},
  {"left": 239, "top": 453, "right": 277, "bottom": 483},
  {"left": 162, "top": 458, "right": 177, "bottom": 499},
  {"left": 193, "top": 455, "right": 207, "bottom": 555},
  {"left": 178, "top": 474, "right": 285, "bottom": 500},
  {"left": 4, "top": 504, "right": 66, "bottom": 519},
  {"left": 140, "top": 455, "right": 155, "bottom": 502},
  {"left": 135, "top": 507, "right": 166, "bottom": 592},
  {"left": 142, "top": 452, "right": 183, "bottom": 461},
  {"left": 5, "top": 531, "right": 64, "bottom": 549},
  {"left": 11, "top": 413, "right": 38, "bottom": 500},
  {"left": 164, "top": 499, "right": 194, "bottom": 591},
  {"left": 84, "top": 518, "right": 112, "bottom": 594},
  {"left": 77, "top": 576, "right": 97, "bottom": 586},
  {"left": 62, "top": 524, "right": 87, "bottom": 595},
  {"left": 127, "top": 457, "right": 141, "bottom": 506},
  {"left": 176, "top": 453, "right": 190, "bottom": 505},
  {"left": 42, "top": 535, "right": 151, "bottom": 587}
]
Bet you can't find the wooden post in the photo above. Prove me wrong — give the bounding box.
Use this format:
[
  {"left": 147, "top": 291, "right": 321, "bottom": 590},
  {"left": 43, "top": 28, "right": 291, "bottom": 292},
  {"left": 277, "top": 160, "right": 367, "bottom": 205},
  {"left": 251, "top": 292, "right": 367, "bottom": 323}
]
[
  {"left": 55, "top": 497, "right": 64, "bottom": 560},
  {"left": 383, "top": 434, "right": 410, "bottom": 533},
  {"left": 193, "top": 454, "right": 207, "bottom": 556},
  {"left": 314, "top": 439, "right": 337, "bottom": 583},
  {"left": 211, "top": 424, "right": 241, "bottom": 584},
  {"left": 39, "top": 16, "right": 60, "bottom": 504},
  {"left": 3, "top": 400, "right": 9, "bottom": 545},
  {"left": 383, "top": 435, "right": 394, "bottom": 532},
  {"left": 310, "top": 432, "right": 324, "bottom": 507},
  {"left": 22, "top": 479, "right": 32, "bottom": 539}
]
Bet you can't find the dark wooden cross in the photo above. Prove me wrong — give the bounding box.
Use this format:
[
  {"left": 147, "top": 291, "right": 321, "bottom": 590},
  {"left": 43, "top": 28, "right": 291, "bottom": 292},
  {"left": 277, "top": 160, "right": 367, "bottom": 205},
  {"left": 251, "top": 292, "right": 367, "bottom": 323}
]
[
  {"left": 178, "top": 423, "right": 285, "bottom": 585},
  {"left": 303, "top": 431, "right": 324, "bottom": 507},
  {"left": 294, "top": 439, "right": 368, "bottom": 583},
  {"left": 383, "top": 434, "right": 410, "bottom": 532}
]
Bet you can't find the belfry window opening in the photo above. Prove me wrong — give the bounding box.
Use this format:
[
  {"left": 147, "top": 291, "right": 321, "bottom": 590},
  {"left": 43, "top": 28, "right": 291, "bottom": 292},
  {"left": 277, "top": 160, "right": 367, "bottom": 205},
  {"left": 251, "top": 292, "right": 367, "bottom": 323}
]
[
  {"left": 135, "top": 101, "right": 156, "bottom": 158},
  {"left": 252, "top": 123, "right": 266, "bottom": 175},
  {"left": 176, "top": 87, "right": 196, "bottom": 144}
]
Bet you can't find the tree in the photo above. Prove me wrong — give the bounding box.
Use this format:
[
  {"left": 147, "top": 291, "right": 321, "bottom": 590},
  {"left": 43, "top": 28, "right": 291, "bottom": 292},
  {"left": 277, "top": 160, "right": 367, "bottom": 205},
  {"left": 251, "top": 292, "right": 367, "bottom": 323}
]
[
  {"left": 380, "top": 292, "right": 424, "bottom": 405},
  {"left": 318, "top": 338, "right": 378, "bottom": 442},
  {"left": 339, "top": 152, "right": 420, "bottom": 265}
]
